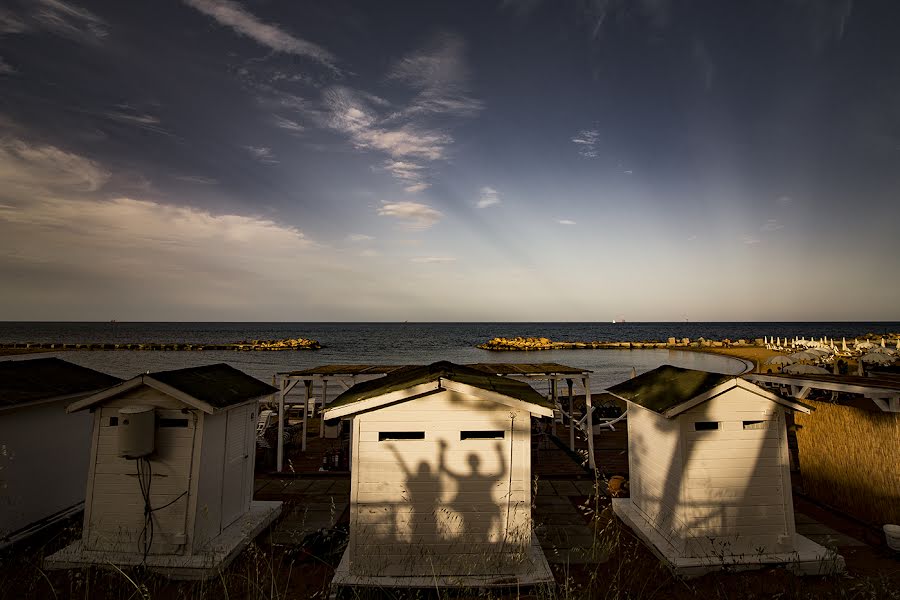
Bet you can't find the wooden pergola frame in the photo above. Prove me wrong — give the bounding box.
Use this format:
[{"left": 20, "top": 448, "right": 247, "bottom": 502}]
[
  {"left": 271, "top": 363, "right": 596, "bottom": 473},
  {"left": 745, "top": 373, "right": 900, "bottom": 413}
]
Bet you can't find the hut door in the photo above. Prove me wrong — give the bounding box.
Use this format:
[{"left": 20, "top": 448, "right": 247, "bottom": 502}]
[{"left": 222, "top": 406, "right": 251, "bottom": 529}]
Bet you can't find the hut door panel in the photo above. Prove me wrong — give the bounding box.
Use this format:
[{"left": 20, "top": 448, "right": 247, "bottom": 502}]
[{"left": 221, "top": 406, "right": 250, "bottom": 529}]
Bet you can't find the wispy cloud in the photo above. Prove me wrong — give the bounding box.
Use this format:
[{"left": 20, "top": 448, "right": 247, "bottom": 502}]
[
  {"left": 174, "top": 174, "right": 219, "bottom": 185},
  {"left": 761, "top": 219, "right": 784, "bottom": 232},
  {"left": 183, "top": 0, "right": 337, "bottom": 71},
  {"left": 0, "top": 137, "right": 110, "bottom": 194},
  {"left": 0, "top": 56, "right": 15, "bottom": 74},
  {"left": 348, "top": 233, "right": 374, "bottom": 242},
  {"left": 243, "top": 145, "right": 278, "bottom": 164},
  {"left": 0, "top": 8, "right": 29, "bottom": 34},
  {"left": 359, "top": 248, "right": 379, "bottom": 257},
  {"left": 742, "top": 235, "right": 761, "bottom": 245},
  {"left": 377, "top": 201, "right": 443, "bottom": 230},
  {"left": 411, "top": 256, "right": 456, "bottom": 264},
  {"left": 273, "top": 115, "right": 304, "bottom": 134},
  {"left": 317, "top": 34, "right": 482, "bottom": 191},
  {"left": 557, "top": 219, "right": 577, "bottom": 225},
  {"left": 31, "top": 0, "right": 108, "bottom": 42},
  {"left": 571, "top": 129, "right": 600, "bottom": 158},
  {"left": 387, "top": 32, "right": 483, "bottom": 119},
  {"left": 777, "top": 195, "right": 793, "bottom": 205},
  {"left": 476, "top": 186, "right": 501, "bottom": 209}
]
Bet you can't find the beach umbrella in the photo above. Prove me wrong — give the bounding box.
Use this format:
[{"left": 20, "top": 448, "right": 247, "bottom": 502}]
[
  {"left": 881, "top": 337, "right": 886, "bottom": 348},
  {"left": 860, "top": 352, "right": 894, "bottom": 365},
  {"left": 842, "top": 337, "right": 848, "bottom": 352},
  {"left": 767, "top": 355, "right": 794, "bottom": 366},
  {"left": 790, "top": 351, "right": 820, "bottom": 363},
  {"left": 857, "top": 340, "right": 875, "bottom": 350},
  {"left": 783, "top": 364, "right": 830, "bottom": 375},
  {"left": 880, "top": 348, "right": 897, "bottom": 356},
  {"left": 896, "top": 339, "right": 900, "bottom": 351}
]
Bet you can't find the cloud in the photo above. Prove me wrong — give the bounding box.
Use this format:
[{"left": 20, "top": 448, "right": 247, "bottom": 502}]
[
  {"left": 174, "top": 174, "right": 219, "bottom": 185},
  {"left": 377, "top": 201, "right": 443, "bottom": 230},
  {"left": 273, "top": 115, "right": 304, "bottom": 134},
  {"left": 316, "top": 35, "right": 482, "bottom": 191},
  {"left": 359, "top": 249, "right": 379, "bottom": 258},
  {"left": 0, "top": 137, "right": 110, "bottom": 194},
  {"left": 0, "top": 56, "right": 15, "bottom": 74},
  {"left": 348, "top": 233, "right": 374, "bottom": 242},
  {"left": 777, "top": 195, "right": 793, "bottom": 205},
  {"left": 476, "top": 186, "right": 501, "bottom": 208},
  {"left": 243, "top": 145, "right": 278, "bottom": 164},
  {"left": 183, "top": 0, "right": 337, "bottom": 70},
  {"left": 0, "top": 8, "right": 29, "bottom": 34},
  {"left": 31, "top": 0, "right": 108, "bottom": 42},
  {"left": 410, "top": 256, "right": 456, "bottom": 264},
  {"left": 761, "top": 219, "right": 784, "bottom": 232},
  {"left": 742, "top": 235, "right": 761, "bottom": 245},
  {"left": 557, "top": 219, "right": 577, "bottom": 225},
  {"left": 571, "top": 129, "right": 600, "bottom": 158},
  {"left": 387, "top": 32, "right": 483, "bottom": 119}
]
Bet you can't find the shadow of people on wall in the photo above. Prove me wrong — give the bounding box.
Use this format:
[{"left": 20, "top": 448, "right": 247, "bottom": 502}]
[
  {"left": 387, "top": 445, "right": 441, "bottom": 545},
  {"left": 438, "top": 439, "right": 508, "bottom": 541}
]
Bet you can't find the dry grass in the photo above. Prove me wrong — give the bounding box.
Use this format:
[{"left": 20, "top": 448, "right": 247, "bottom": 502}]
[{"left": 795, "top": 400, "right": 900, "bottom": 526}]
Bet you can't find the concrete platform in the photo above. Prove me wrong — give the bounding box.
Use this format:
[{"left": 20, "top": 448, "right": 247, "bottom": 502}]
[
  {"left": 43, "top": 501, "right": 282, "bottom": 580},
  {"left": 330, "top": 532, "right": 554, "bottom": 590},
  {"left": 613, "top": 498, "right": 845, "bottom": 578}
]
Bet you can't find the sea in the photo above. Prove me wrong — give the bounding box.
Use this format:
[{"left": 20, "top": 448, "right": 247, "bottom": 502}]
[{"left": 1, "top": 322, "right": 897, "bottom": 390}]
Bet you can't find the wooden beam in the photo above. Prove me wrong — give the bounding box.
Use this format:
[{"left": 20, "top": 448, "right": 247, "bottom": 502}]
[
  {"left": 567, "top": 378, "right": 575, "bottom": 451},
  {"left": 277, "top": 378, "right": 286, "bottom": 472},
  {"left": 320, "top": 379, "right": 328, "bottom": 438},
  {"left": 583, "top": 376, "right": 596, "bottom": 473}
]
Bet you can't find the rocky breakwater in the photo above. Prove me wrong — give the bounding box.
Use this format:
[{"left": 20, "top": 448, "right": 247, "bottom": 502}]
[
  {"left": 0, "top": 337, "right": 321, "bottom": 351},
  {"left": 477, "top": 337, "right": 670, "bottom": 351}
]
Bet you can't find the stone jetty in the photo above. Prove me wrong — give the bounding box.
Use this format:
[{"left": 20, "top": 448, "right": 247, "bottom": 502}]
[
  {"left": 0, "top": 337, "right": 321, "bottom": 351},
  {"left": 478, "top": 336, "right": 761, "bottom": 351}
]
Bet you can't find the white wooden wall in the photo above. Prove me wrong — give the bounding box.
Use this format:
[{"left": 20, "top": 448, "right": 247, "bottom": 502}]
[
  {"left": 627, "top": 403, "right": 686, "bottom": 553},
  {"left": 350, "top": 389, "right": 532, "bottom": 577},
  {"left": 83, "top": 387, "right": 196, "bottom": 555},
  {"left": 676, "top": 388, "right": 794, "bottom": 557},
  {"left": 193, "top": 410, "right": 225, "bottom": 549},
  {"left": 0, "top": 400, "right": 92, "bottom": 540},
  {"left": 627, "top": 386, "right": 796, "bottom": 560}
]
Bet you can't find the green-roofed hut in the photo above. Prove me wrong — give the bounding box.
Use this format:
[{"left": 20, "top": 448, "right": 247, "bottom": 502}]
[
  {"left": 0, "top": 358, "right": 121, "bottom": 548},
  {"left": 323, "top": 361, "right": 554, "bottom": 588},
  {"left": 44, "top": 364, "right": 281, "bottom": 579},
  {"left": 607, "top": 365, "right": 842, "bottom": 577}
]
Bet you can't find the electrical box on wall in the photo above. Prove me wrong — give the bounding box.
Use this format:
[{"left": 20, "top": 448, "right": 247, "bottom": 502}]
[{"left": 118, "top": 406, "right": 155, "bottom": 459}]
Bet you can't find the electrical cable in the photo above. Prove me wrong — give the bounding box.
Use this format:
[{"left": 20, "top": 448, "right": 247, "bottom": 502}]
[{"left": 135, "top": 455, "right": 188, "bottom": 564}]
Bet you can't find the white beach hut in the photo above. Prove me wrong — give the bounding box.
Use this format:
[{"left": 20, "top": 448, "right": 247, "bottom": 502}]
[
  {"left": 0, "top": 358, "right": 121, "bottom": 548},
  {"left": 324, "top": 361, "right": 554, "bottom": 588},
  {"left": 44, "top": 363, "right": 282, "bottom": 579},
  {"left": 608, "top": 365, "right": 841, "bottom": 576}
]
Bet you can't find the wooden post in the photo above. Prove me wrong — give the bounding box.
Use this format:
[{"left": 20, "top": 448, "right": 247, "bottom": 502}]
[
  {"left": 583, "top": 376, "right": 597, "bottom": 473},
  {"left": 320, "top": 379, "right": 328, "bottom": 438},
  {"left": 567, "top": 378, "right": 575, "bottom": 450},
  {"left": 302, "top": 380, "right": 312, "bottom": 452},
  {"left": 277, "top": 376, "right": 286, "bottom": 472},
  {"left": 550, "top": 378, "right": 559, "bottom": 425}
]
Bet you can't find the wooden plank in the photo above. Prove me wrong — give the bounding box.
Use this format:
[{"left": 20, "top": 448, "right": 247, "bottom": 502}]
[{"left": 684, "top": 465, "right": 784, "bottom": 479}]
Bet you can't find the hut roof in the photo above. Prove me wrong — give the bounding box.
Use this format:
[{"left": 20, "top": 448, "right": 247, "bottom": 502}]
[
  {"left": 149, "top": 363, "right": 277, "bottom": 409},
  {"left": 608, "top": 365, "right": 812, "bottom": 417},
  {"left": 0, "top": 357, "right": 121, "bottom": 409},
  {"left": 67, "top": 363, "right": 276, "bottom": 414},
  {"left": 325, "top": 360, "right": 554, "bottom": 416}
]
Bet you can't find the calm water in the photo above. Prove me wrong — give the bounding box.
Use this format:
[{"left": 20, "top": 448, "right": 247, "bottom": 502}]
[{"left": 2, "top": 322, "right": 897, "bottom": 389}]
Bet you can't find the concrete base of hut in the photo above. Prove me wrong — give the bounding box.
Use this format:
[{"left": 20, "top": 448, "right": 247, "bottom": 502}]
[
  {"left": 330, "top": 532, "right": 554, "bottom": 591},
  {"left": 43, "top": 501, "right": 282, "bottom": 580},
  {"left": 613, "top": 498, "right": 845, "bottom": 578}
]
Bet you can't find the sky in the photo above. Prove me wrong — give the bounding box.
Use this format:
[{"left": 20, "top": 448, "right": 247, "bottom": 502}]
[{"left": 0, "top": 0, "right": 897, "bottom": 322}]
